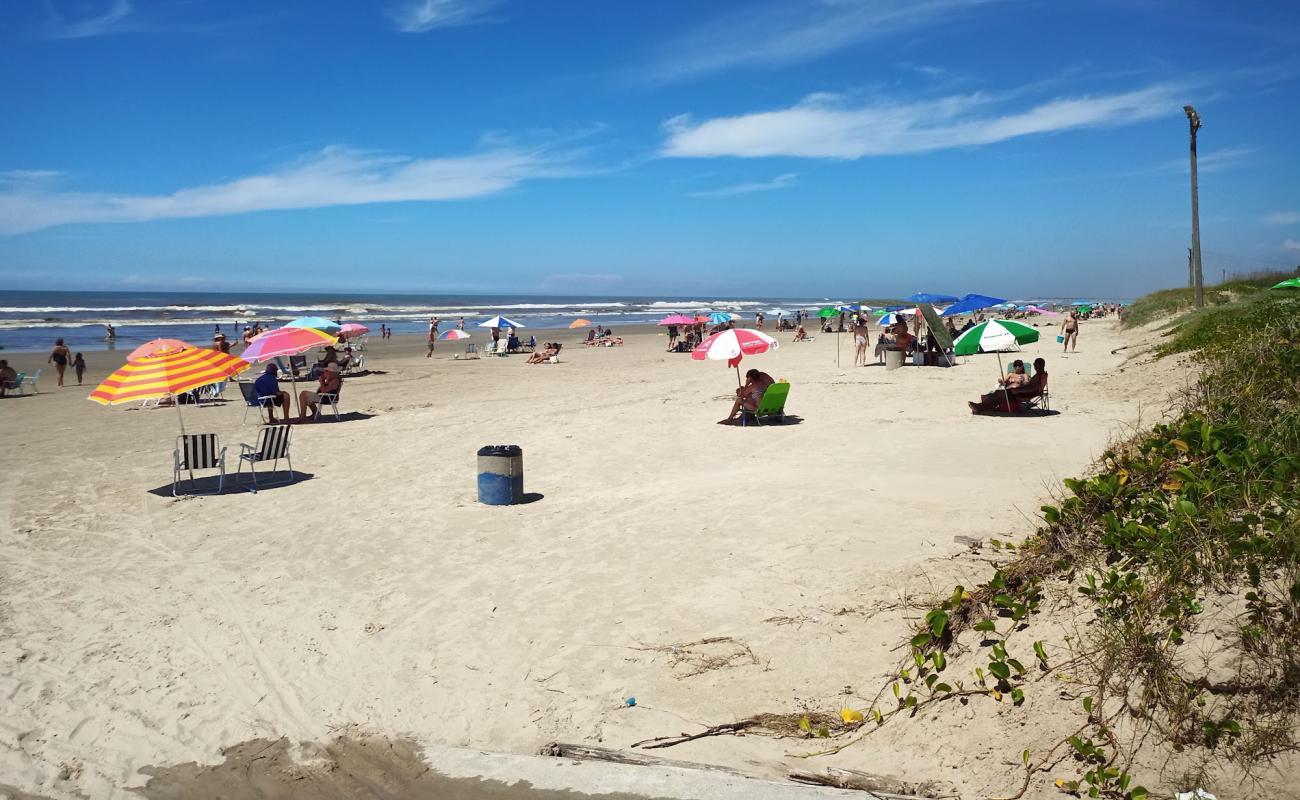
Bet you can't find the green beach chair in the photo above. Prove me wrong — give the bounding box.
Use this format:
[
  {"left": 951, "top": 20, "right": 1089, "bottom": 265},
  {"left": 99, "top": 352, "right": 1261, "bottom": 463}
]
[{"left": 741, "top": 381, "right": 790, "bottom": 426}]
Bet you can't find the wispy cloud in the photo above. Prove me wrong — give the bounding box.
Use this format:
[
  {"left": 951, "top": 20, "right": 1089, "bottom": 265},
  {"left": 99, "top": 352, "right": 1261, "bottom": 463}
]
[
  {"left": 1285, "top": 239, "right": 1300, "bottom": 252},
  {"left": 1156, "top": 146, "right": 1256, "bottom": 174},
  {"left": 663, "top": 84, "right": 1179, "bottom": 159},
  {"left": 0, "top": 145, "right": 576, "bottom": 235},
  {"left": 386, "top": 0, "right": 500, "bottom": 33},
  {"left": 41, "top": 0, "right": 135, "bottom": 40},
  {"left": 1265, "top": 211, "right": 1300, "bottom": 226},
  {"left": 689, "top": 173, "right": 799, "bottom": 198},
  {"left": 643, "top": 0, "right": 1001, "bottom": 83}
]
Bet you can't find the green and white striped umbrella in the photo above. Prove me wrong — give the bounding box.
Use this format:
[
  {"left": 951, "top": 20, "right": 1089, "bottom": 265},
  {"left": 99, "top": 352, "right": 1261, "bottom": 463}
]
[{"left": 952, "top": 319, "right": 1040, "bottom": 355}]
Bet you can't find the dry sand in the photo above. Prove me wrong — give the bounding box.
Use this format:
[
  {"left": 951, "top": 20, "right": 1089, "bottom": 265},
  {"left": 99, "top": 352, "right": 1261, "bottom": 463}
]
[{"left": 0, "top": 319, "right": 1194, "bottom": 798}]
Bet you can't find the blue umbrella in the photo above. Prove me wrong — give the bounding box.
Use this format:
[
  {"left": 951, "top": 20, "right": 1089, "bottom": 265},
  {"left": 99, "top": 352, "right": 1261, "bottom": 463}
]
[
  {"left": 285, "top": 316, "right": 342, "bottom": 333},
  {"left": 907, "top": 292, "right": 960, "bottom": 304},
  {"left": 707, "top": 312, "right": 734, "bottom": 325},
  {"left": 478, "top": 315, "right": 524, "bottom": 329},
  {"left": 940, "top": 294, "right": 1007, "bottom": 317},
  {"left": 1070, "top": 300, "right": 1092, "bottom": 306},
  {"left": 838, "top": 303, "right": 861, "bottom": 312}
]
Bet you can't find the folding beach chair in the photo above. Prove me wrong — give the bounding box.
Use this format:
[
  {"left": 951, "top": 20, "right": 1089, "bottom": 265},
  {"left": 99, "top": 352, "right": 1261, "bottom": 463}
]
[
  {"left": 238, "top": 381, "right": 275, "bottom": 425},
  {"left": 741, "top": 381, "right": 791, "bottom": 426},
  {"left": 465, "top": 343, "right": 478, "bottom": 359},
  {"left": 17, "top": 369, "right": 40, "bottom": 394},
  {"left": 172, "top": 433, "right": 227, "bottom": 496},
  {"left": 235, "top": 425, "right": 296, "bottom": 492},
  {"left": 315, "top": 382, "right": 342, "bottom": 421}
]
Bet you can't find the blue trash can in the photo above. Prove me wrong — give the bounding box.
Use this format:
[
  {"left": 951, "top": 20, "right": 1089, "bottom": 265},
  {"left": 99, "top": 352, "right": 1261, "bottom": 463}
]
[{"left": 477, "top": 445, "right": 523, "bottom": 505}]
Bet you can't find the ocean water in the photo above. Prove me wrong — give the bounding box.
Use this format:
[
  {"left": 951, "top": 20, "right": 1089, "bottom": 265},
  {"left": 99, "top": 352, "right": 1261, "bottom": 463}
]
[
  {"left": 0, "top": 290, "right": 1125, "bottom": 354},
  {"left": 0, "top": 290, "right": 837, "bottom": 353}
]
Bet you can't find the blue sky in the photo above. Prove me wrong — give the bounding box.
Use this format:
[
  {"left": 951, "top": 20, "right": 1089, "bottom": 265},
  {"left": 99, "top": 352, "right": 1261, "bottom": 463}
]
[{"left": 1, "top": 0, "right": 1297, "bottom": 298}]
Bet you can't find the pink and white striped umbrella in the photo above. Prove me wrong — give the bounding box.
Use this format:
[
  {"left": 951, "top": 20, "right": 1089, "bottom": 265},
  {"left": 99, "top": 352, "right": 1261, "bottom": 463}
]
[{"left": 692, "top": 328, "right": 779, "bottom": 384}]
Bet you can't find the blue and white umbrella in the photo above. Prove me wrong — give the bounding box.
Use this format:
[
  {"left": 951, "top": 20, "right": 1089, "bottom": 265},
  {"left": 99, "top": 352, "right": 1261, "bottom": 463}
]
[
  {"left": 285, "top": 316, "right": 342, "bottom": 333},
  {"left": 478, "top": 315, "right": 524, "bottom": 329},
  {"left": 707, "top": 312, "right": 735, "bottom": 325},
  {"left": 906, "top": 292, "right": 960, "bottom": 304}
]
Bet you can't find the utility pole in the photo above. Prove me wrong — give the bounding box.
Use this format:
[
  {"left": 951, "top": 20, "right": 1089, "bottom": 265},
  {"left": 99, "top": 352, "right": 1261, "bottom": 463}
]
[
  {"left": 1188, "top": 248, "right": 1194, "bottom": 291},
  {"left": 1184, "top": 105, "right": 1204, "bottom": 308}
]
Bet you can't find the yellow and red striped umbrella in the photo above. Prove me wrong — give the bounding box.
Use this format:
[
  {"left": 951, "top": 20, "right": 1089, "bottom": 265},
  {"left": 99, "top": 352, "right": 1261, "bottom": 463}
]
[{"left": 89, "top": 348, "right": 250, "bottom": 406}]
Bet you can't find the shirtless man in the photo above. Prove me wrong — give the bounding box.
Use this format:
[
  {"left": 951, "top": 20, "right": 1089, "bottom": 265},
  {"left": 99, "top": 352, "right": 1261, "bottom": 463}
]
[
  {"left": 1061, "top": 311, "right": 1079, "bottom": 353},
  {"left": 721, "top": 369, "right": 775, "bottom": 424}
]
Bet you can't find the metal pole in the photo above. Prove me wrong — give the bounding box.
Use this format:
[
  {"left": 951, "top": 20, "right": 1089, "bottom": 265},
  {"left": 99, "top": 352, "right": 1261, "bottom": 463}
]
[{"left": 1185, "top": 105, "right": 1204, "bottom": 308}]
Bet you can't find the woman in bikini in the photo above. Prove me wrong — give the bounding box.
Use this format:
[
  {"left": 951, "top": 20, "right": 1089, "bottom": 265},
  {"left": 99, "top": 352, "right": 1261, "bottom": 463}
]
[
  {"left": 48, "top": 338, "right": 72, "bottom": 387},
  {"left": 721, "top": 369, "right": 774, "bottom": 424}
]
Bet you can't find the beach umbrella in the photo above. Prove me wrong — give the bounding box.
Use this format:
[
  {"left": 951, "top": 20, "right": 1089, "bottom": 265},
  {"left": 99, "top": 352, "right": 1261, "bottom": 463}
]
[
  {"left": 440, "top": 329, "right": 471, "bottom": 340},
  {"left": 1024, "top": 305, "right": 1060, "bottom": 316},
  {"left": 1070, "top": 300, "right": 1091, "bottom": 306},
  {"left": 338, "top": 323, "right": 370, "bottom": 340},
  {"left": 837, "top": 303, "right": 861, "bottom": 312},
  {"left": 1271, "top": 277, "right": 1300, "bottom": 289},
  {"left": 285, "top": 316, "right": 342, "bottom": 334},
  {"left": 127, "top": 338, "right": 192, "bottom": 360},
  {"left": 940, "top": 294, "right": 1007, "bottom": 318},
  {"left": 692, "top": 327, "right": 779, "bottom": 385},
  {"left": 658, "top": 314, "right": 696, "bottom": 326},
  {"left": 877, "top": 312, "right": 902, "bottom": 327},
  {"left": 569, "top": 319, "right": 592, "bottom": 329},
  {"left": 952, "top": 319, "right": 1040, "bottom": 356},
  {"left": 89, "top": 348, "right": 251, "bottom": 435},
  {"left": 707, "top": 312, "right": 735, "bottom": 325},
  {"left": 478, "top": 315, "right": 524, "bottom": 329},
  {"left": 241, "top": 325, "right": 338, "bottom": 417},
  {"left": 907, "top": 292, "right": 960, "bottom": 304}
]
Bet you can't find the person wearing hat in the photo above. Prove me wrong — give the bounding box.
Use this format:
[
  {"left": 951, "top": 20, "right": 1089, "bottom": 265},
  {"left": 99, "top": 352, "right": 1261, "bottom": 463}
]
[
  {"left": 299, "top": 362, "right": 342, "bottom": 422},
  {"left": 253, "top": 363, "right": 293, "bottom": 423}
]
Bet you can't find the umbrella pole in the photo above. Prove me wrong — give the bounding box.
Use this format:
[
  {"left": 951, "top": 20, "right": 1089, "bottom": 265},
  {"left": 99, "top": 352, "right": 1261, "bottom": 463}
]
[
  {"left": 837, "top": 330, "right": 841, "bottom": 368},
  {"left": 735, "top": 363, "right": 742, "bottom": 388},
  {"left": 175, "top": 394, "right": 186, "bottom": 436},
  {"left": 998, "top": 352, "right": 1012, "bottom": 411}
]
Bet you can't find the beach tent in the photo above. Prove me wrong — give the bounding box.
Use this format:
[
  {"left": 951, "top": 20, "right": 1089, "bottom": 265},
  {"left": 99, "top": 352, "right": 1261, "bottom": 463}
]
[
  {"left": 940, "top": 294, "right": 1007, "bottom": 318},
  {"left": 952, "top": 319, "right": 1039, "bottom": 356}
]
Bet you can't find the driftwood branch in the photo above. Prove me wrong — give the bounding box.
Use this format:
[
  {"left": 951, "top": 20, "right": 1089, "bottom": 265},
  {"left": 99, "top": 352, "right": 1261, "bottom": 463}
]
[
  {"left": 629, "top": 719, "right": 760, "bottom": 749},
  {"left": 789, "top": 767, "right": 957, "bottom": 799},
  {"left": 539, "top": 742, "right": 744, "bottom": 775}
]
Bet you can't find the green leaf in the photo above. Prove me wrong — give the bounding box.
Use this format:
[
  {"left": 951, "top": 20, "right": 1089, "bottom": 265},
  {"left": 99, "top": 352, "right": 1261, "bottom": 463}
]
[
  {"left": 910, "top": 632, "right": 932, "bottom": 648},
  {"left": 1083, "top": 696, "right": 1093, "bottom": 714},
  {"left": 798, "top": 716, "right": 812, "bottom": 734},
  {"left": 892, "top": 682, "right": 900, "bottom": 699},
  {"left": 973, "top": 619, "right": 997, "bottom": 633},
  {"left": 904, "top": 695, "right": 917, "bottom": 708},
  {"left": 1033, "top": 641, "right": 1048, "bottom": 664},
  {"left": 1041, "top": 504, "right": 1060, "bottom": 524},
  {"left": 1176, "top": 499, "right": 1198, "bottom": 515},
  {"left": 988, "top": 661, "right": 1011, "bottom": 680},
  {"left": 1021, "top": 749, "right": 1030, "bottom": 766},
  {"left": 871, "top": 708, "right": 883, "bottom": 724},
  {"left": 931, "top": 651, "right": 947, "bottom": 672},
  {"left": 926, "top": 609, "right": 949, "bottom": 638},
  {"left": 934, "top": 682, "right": 952, "bottom": 693},
  {"left": 1011, "top": 687, "right": 1025, "bottom": 705},
  {"left": 816, "top": 727, "right": 829, "bottom": 738},
  {"left": 1130, "top": 786, "right": 1148, "bottom": 800}
]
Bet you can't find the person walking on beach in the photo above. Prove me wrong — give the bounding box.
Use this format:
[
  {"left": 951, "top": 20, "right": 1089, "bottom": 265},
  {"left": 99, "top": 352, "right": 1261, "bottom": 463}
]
[
  {"left": 48, "top": 338, "right": 72, "bottom": 387},
  {"left": 72, "top": 352, "right": 87, "bottom": 384},
  {"left": 427, "top": 317, "right": 439, "bottom": 357},
  {"left": 457, "top": 317, "right": 465, "bottom": 330},
  {"left": 1061, "top": 310, "right": 1079, "bottom": 353}
]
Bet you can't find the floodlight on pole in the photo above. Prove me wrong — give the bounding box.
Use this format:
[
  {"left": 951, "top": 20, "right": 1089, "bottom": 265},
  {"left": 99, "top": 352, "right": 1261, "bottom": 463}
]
[{"left": 1185, "top": 104, "right": 1204, "bottom": 308}]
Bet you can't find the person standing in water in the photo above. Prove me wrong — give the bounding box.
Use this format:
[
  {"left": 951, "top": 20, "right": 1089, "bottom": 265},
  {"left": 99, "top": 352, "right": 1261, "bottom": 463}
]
[{"left": 105, "top": 323, "right": 116, "bottom": 341}]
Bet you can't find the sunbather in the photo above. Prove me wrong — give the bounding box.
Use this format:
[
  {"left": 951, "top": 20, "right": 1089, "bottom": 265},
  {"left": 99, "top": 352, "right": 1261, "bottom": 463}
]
[
  {"left": 721, "top": 369, "right": 774, "bottom": 425},
  {"left": 793, "top": 324, "right": 809, "bottom": 342},
  {"left": 968, "top": 358, "right": 1047, "bottom": 414},
  {"left": 527, "top": 343, "right": 562, "bottom": 363}
]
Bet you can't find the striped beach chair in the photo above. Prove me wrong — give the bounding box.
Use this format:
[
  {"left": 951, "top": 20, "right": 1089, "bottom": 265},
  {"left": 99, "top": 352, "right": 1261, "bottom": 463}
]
[
  {"left": 235, "top": 425, "right": 296, "bottom": 493},
  {"left": 172, "top": 434, "right": 227, "bottom": 496}
]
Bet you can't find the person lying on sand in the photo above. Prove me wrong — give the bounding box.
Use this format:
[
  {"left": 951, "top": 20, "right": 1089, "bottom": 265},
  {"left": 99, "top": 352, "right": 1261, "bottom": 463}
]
[
  {"left": 721, "top": 369, "right": 774, "bottom": 424},
  {"left": 527, "top": 343, "right": 562, "bottom": 363}
]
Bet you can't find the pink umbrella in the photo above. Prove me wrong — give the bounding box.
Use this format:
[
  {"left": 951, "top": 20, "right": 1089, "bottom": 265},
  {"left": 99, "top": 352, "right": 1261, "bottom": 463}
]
[
  {"left": 692, "top": 328, "right": 779, "bottom": 385},
  {"left": 440, "top": 329, "right": 471, "bottom": 340},
  {"left": 1025, "top": 305, "right": 1060, "bottom": 316},
  {"left": 128, "top": 338, "right": 192, "bottom": 360},
  {"left": 658, "top": 314, "right": 696, "bottom": 326},
  {"left": 338, "top": 323, "right": 370, "bottom": 339},
  {"left": 241, "top": 326, "right": 337, "bottom": 417}
]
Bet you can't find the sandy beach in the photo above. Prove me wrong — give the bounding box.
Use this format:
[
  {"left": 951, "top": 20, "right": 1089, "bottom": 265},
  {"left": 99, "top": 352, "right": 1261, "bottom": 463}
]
[{"left": 0, "top": 319, "right": 1193, "bottom": 798}]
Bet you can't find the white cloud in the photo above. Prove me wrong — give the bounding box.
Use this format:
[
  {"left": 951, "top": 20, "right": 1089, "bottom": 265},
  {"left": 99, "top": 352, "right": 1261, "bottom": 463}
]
[
  {"left": 663, "top": 85, "right": 1178, "bottom": 159},
  {"left": 0, "top": 145, "right": 575, "bottom": 235},
  {"left": 1265, "top": 211, "right": 1300, "bottom": 226},
  {"left": 689, "top": 173, "right": 799, "bottom": 198},
  {"left": 1284, "top": 239, "right": 1300, "bottom": 252},
  {"left": 41, "top": 0, "right": 135, "bottom": 39},
  {"left": 386, "top": 0, "right": 499, "bottom": 33},
  {"left": 644, "top": 0, "right": 1001, "bottom": 83}
]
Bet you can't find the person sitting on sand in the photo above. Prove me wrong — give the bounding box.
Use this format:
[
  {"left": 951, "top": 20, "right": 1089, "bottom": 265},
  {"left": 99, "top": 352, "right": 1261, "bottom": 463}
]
[
  {"left": 793, "top": 324, "right": 809, "bottom": 342},
  {"left": 0, "top": 360, "right": 17, "bottom": 397},
  {"left": 527, "top": 342, "right": 562, "bottom": 363},
  {"left": 721, "top": 369, "right": 775, "bottom": 425},
  {"left": 299, "top": 363, "right": 342, "bottom": 422},
  {"left": 253, "top": 363, "right": 293, "bottom": 424}
]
